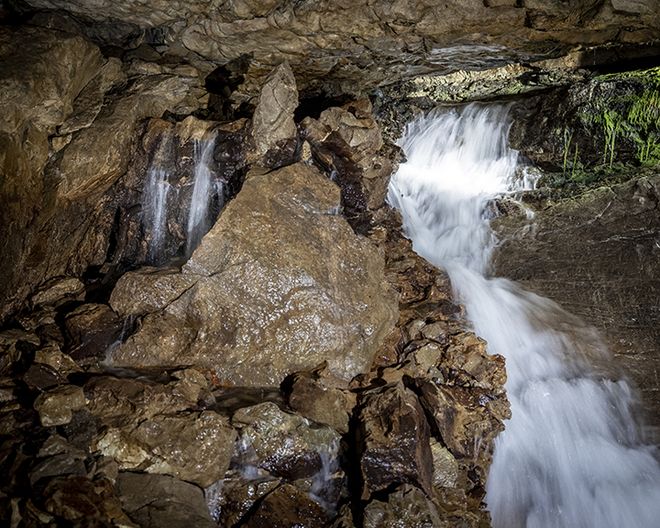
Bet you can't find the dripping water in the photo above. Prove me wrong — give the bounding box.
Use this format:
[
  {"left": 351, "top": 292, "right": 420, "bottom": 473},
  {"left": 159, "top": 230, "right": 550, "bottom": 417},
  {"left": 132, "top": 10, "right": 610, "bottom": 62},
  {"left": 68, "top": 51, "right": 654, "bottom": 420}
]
[
  {"left": 388, "top": 104, "right": 660, "bottom": 528},
  {"left": 186, "top": 134, "right": 222, "bottom": 257},
  {"left": 143, "top": 166, "right": 171, "bottom": 263}
]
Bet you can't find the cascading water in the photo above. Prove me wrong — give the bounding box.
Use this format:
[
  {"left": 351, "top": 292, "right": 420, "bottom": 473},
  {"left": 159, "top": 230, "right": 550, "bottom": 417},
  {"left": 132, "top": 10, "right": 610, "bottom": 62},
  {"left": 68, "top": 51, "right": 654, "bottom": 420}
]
[
  {"left": 388, "top": 104, "right": 660, "bottom": 528},
  {"left": 143, "top": 166, "right": 172, "bottom": 263},
  {"left": 186, "top": 134, "right": 221, "bottom": 257}
]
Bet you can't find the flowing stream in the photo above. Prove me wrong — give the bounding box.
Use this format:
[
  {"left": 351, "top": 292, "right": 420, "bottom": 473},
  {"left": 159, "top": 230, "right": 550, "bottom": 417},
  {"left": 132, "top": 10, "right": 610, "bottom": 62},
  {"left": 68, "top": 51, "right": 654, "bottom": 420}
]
[{"left": 388, "top": 104, "right": 660, "bottom": 527}]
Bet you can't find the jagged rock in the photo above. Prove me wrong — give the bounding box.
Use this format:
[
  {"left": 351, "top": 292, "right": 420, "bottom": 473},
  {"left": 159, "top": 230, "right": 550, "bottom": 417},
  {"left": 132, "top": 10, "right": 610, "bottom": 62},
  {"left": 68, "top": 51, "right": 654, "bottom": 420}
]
[
  {"left": 42, "top": 475, "right": 130, "bottom": 525},
  {"left": 94, "top": 411, "right": 236, "bottom": 487},
  {"left": 19, "top": 0, "right": 660, "bottom": 99},
  {"left": 301, "top": 99, "right": 393, "bottom": 232},
  {"left": 416, "top": 381, "right": 507, "bottom": 464},
  {"left": 110, "top": 163, "right": 398, "bottom": 386},
  {"left": 34, "top": 385, "right": 86, "bottom": 427},
  {"left": 363, "top": 485, "right": 443, "bottom": 528},
  {"left": 232, "top": 402, "right": 341, "bottom": 481},
  {"left": 249, "top": 62, "right": 299, "bottom": 165},
  {"left": 64, "top": 303, "right": 122, "bottom": 360},
  {"left": 430, "top": 440, "right": 459, "bottom": 489},
  {"left": 286, "top": 364, "right": 356, "bottom": 434},
  {"left": 209, "top": 474, "right": 280, "bottom": 527},
  {"left": 34, "top": 345, "right": 81, "bottom": 376},
  {"left": 243, "top": 483, "right": 329, "bottom": 528},
  {"left": 117, "top": 472, "right": 215, "bottom": 528},
  {"left": 358, "top": 382, "right": 433, "bottom": 497}
]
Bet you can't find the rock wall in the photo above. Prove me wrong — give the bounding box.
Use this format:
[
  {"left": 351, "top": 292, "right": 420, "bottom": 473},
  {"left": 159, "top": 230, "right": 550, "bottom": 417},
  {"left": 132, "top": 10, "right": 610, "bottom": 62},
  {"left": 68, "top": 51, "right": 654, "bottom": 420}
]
[
  {"left": 10, "top": 0, "right": 660, "bottom": 99},
  {"left": 493, "top": 175, "right": 660, "bottom": 438}
]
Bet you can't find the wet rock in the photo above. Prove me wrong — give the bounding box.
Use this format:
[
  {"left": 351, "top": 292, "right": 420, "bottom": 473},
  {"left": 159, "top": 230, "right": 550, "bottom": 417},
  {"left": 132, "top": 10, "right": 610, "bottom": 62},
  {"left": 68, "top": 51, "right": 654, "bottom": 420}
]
[
  {"left": 117, "top": 472, "right": 215, "bottom": 528},
  {"left": 287, "top": 364, "right": 356, "bottom": 434},
  {"left": 64, "top": 303, "right": 122, "bottom": 360},
  {"left": 94, "top": 411, "right": 236, "bottom": 487},
  {"left": 430, "top": 440, "right": 459, "bottom": 489},
  {"left": 494, "top": 174, "right": 660, "bottom": 433},
  {"left": 110, "top": 163, "right": 398, "bottom": 386},
  {"left": 301, "top": 99, "right": 393, "bottom": 232},
  {"left": 417, "top": 381, "right": 507, "bottom": 464},
  {"left": 243, "top": 483, "right": 329, "bottom": 528},
  {"left": 363, "top": 485, "right": 442, "bottom": 528},
  {"left": 358, "top": 382, "right": 433, "bottom": 497},
  {"left": 30, "top": 278, "right": 85, "bottom": 309},
  {"left": 29, "top": 453, "right": 87, "bottom": 486},
  {"left": 249, "top": 62, "right": 299, "bottom": 165},
  {"left": 42, "top": 475, "right": 129, "bottom": 524},
  {"left": 34, "top": 344, "right": 81, "bottom": 376},
  {"left": 110, "top": 267, "right": 198, "bottom": 317},
  {"left": 232, "top": 402, "right": 341, "bottom": 481},
  {"left": 34, "top": 385, "right": 86, "bottom": 427},
  {"left": 210, "top": 474, "right": 280, "bottom": 527}
]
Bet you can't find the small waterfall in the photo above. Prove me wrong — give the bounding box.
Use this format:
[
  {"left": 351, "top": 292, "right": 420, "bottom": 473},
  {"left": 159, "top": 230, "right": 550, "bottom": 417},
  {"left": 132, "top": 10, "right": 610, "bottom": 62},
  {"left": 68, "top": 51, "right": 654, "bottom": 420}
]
[
  {"left": 186, "top": 134, "right": 221, "bottom": 257},
  {"left": 388, "top": 104, "right": 660, "bottom": 528},
  {"left": 143, "top": 166, "right": 172, "bottom": 263}
]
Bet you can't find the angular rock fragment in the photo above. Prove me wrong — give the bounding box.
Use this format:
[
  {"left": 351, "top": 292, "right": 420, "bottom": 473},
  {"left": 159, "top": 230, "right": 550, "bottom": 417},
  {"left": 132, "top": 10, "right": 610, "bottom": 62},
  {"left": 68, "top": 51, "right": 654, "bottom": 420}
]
[
  {"left": 117, "top": 472, "right": 215, "bottom": 528},
  {"left": 358, "top": 382, "right": 433, "bottom": 497},
  {"left": 232, "top": 402, "right": 341, "bottom": 480},
  {"left": 34, "top": 385, "right": 86, "bottom": 427}
]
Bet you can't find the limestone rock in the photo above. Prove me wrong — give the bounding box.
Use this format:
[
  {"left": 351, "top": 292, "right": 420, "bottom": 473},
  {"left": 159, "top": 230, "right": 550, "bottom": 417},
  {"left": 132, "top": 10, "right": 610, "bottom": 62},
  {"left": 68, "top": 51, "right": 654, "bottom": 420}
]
[
  {"left": 250, "top": 62, "right": 298, "bottom": 164},
  {"left": 494, "top": 175, "right": 660, "bottom": 433},
  {"left": 110, "top": 163, "right": 398, "bottom": 386},
  {"left": 243, "top": 483, "right": 329, "bottom": 528},
  {"left": 417, "top": 381, "right": 506, "bottom": 463},
  {"left": 358, "top": 382, "right": 433, "bottom": 498},
  {"left": 232, "top": 402, "right": 341, "bottom": 481},
  {"left": 287, "top": 365, "right": 356, "bottom": 434},
  {"left": 117, "top": 472, "right": 215, "bottom": 528},
  {"left": 210, "top": 474, "right": 280, "bottom": 527},
  {"left": 94, "top": 411, "right": 236, "bottom": 487},
  {"left": 363, "top": 485, "right": 443, "bottom": 528},
  {"left": 30, "top": 278, "right": 85, "bottom": 309},
  {"left": 34, "top": 385, "right": 87, "bottom": 427}
]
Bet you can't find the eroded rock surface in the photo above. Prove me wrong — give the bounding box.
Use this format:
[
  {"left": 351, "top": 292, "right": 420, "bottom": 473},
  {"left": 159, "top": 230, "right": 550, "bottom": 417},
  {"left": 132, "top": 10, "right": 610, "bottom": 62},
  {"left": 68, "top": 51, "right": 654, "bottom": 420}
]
[{"left": 494, "top": 175, "right": 660, "bottom": 434}]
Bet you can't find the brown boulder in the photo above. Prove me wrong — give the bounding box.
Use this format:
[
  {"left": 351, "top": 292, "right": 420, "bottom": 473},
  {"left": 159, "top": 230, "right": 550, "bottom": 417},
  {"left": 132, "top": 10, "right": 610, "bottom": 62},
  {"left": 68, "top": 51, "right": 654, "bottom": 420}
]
[{"left": 110, "top": 163, "right": 398, "bottom": 386}]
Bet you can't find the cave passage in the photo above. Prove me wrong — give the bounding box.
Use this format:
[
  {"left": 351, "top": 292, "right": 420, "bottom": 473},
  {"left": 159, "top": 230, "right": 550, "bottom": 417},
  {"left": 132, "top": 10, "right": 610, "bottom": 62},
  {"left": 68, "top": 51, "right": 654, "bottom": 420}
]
[{"left": 388, "top": 104, "right": 660, "bottom": 528}]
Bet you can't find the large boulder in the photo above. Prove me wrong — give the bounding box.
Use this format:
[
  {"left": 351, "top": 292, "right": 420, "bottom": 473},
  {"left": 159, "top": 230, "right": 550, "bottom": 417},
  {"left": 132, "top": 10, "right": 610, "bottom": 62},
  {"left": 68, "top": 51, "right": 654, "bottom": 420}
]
[{"left": 109, "top": 162, "right": 398, "bottom": 386}]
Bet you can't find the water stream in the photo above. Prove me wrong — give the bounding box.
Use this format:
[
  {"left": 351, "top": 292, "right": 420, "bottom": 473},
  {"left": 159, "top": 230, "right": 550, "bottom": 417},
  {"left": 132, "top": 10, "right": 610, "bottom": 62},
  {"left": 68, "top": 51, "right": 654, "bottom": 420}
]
[
  {"left": 186, "top": 135, "right": 221, "bottom": 258},
  {"left": 388, "top": 104, "right": 660, "bottom": 527}
]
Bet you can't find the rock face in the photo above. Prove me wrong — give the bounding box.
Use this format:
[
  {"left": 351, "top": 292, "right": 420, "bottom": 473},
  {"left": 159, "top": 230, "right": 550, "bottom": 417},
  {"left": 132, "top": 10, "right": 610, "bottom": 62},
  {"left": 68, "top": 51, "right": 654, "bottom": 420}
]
[
  {"left": 0, "top": 26, "right": 205, "bottom": 322},
  {"left": 109, "top": 162, "right": 398, "bottom": 386},
  {"left": 494, "top": 175, "right": 660, "bottom": 435},
  {"left": 17, "top": 0, "right": 660, "bottom": 98}
]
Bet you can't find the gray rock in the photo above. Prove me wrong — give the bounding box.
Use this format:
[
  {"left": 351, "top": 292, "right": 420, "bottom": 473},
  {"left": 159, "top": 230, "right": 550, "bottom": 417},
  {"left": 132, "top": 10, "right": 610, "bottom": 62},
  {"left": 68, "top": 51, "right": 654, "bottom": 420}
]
[
  {"left": 363, "top": 485, "right": 443, "bottom": 528},
  {"left": 250, "top": 62, "right": 298, "bottom": 162}
]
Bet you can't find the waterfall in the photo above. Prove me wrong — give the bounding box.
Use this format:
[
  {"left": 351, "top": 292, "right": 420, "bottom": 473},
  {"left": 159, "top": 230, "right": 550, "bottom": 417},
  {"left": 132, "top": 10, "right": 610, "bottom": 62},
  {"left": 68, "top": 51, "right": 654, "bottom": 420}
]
[
  {"left": 388, "top": 104, "right": 660, "bottom": 528},
  {"left": 186, "top": 135, "right": 221, "bottom": 257},
  {"left": 143, "top": 166, "right": 172, "bottom": 263}
]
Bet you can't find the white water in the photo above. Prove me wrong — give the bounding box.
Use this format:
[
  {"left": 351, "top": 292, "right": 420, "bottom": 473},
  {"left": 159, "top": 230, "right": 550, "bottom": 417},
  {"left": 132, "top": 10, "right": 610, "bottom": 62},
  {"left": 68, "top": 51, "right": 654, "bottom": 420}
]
[
  {"left": 143, "top": 166, "right": 171, "bottom": 263},
  {"left": 186, "top": 135, "right": 221, "bottom": 257},
  {"left": 388, "top": 104, "right": 660, "bottom": 528}
]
